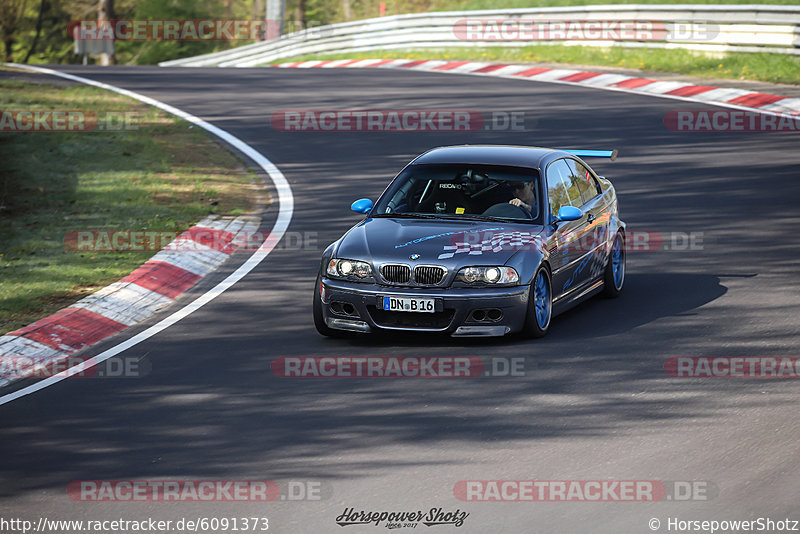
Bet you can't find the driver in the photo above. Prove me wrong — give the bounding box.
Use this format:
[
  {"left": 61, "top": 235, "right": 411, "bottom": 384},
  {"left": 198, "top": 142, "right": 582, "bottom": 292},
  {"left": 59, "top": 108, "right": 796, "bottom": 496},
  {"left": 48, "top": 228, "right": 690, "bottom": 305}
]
[{"left": 509, "top": 181, "right": 536, "bottom": 215}]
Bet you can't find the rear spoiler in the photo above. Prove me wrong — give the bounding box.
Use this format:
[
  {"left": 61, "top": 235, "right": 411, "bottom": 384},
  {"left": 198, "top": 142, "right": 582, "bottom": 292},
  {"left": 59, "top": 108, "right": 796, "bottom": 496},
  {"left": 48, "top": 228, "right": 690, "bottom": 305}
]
[{"left": 566, "top": 149, "right": 618, "bottom": 161}]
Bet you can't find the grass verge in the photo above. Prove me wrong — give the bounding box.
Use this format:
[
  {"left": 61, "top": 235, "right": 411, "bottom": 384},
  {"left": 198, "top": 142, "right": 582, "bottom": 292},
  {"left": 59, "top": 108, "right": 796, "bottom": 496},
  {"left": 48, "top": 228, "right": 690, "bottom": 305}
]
[
  {"left": 268, "top": 45, "right": 800, "bottom": 86},
  {"left": 0, "top": 73, "right": 266, "bottom": 335}
]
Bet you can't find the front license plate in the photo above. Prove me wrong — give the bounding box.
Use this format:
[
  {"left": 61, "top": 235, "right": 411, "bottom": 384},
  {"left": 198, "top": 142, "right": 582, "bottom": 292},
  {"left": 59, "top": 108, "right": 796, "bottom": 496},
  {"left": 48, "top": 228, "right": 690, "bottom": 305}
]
[{"left": 382, "top": 296, "right": 435, "bottom": 313}]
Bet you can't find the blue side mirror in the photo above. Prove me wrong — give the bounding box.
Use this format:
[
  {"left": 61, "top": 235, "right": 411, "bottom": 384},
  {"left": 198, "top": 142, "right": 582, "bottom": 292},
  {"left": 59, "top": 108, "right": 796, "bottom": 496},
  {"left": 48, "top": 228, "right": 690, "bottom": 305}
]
[
  {"left": 350, "top": 198, "right": 374, "bottom": 214},
  {"left": 555, "top": 205, "right": 583, "bottom": 222}
]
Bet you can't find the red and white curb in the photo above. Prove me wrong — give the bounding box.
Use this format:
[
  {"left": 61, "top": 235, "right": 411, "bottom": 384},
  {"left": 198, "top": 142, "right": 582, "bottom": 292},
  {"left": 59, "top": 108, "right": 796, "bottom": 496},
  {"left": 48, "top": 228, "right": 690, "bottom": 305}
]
[
  {"left": 273, "top": 59, "right": 800, "bottom": 117},
  {"left": 0, "top": 215, "right": 259, "bottom": 386},
  {"left": 0, "top": 64, "right": 291, "bottom": 405}
]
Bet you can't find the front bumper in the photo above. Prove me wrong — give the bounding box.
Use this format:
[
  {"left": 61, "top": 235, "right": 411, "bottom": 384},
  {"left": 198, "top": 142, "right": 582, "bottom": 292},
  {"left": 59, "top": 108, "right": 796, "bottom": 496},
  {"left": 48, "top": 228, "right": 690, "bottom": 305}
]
[{"left": 319, "top": 277, "right": 529, "bottom": 337}]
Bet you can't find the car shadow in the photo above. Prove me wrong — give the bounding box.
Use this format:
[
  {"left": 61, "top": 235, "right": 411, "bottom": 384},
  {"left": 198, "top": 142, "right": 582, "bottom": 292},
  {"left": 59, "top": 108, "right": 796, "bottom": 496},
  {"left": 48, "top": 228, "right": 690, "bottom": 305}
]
[{"left": 335, "top": 273, "right": 728, "bottom": 348}]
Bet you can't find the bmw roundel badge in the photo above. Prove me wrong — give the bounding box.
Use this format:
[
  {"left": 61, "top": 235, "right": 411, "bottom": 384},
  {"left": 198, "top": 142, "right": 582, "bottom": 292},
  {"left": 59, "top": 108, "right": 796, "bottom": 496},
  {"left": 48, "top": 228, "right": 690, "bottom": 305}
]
[{"left": 410, "top": 254, "right": 421, "bottom": 261}]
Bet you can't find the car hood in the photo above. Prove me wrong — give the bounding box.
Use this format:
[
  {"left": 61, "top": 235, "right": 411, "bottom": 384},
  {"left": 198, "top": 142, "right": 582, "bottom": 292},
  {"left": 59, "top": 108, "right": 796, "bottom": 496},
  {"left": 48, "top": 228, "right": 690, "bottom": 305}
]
[{"left": 335, "top": 217, "right": 545, "bottom": 269}]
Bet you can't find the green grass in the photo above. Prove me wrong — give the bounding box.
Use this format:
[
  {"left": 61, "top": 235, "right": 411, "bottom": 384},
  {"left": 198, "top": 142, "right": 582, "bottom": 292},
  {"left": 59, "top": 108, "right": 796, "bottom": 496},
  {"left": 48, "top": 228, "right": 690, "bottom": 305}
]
[
  {"left": 269, "top": 45, "right": 800, "bottom": 85},
  {"left": 0, "top": 74, "right": 264, "bottom": 335}
]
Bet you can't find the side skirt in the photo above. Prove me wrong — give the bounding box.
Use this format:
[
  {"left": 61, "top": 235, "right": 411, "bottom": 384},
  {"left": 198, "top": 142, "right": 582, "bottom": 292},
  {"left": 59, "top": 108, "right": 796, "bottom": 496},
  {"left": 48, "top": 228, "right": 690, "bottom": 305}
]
[{"left": 552, "top": 279, "right": 604, "bottom": 317}]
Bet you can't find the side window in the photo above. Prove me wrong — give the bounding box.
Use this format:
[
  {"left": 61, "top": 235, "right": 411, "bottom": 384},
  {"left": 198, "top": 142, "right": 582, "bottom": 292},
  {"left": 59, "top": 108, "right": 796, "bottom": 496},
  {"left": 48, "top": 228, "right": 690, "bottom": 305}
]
[
  {"left": 565, "top": 159, "right": 599, "bottom": 204},
  {"left": 546, "top": 160, "right": 576, "bottom": 217}
]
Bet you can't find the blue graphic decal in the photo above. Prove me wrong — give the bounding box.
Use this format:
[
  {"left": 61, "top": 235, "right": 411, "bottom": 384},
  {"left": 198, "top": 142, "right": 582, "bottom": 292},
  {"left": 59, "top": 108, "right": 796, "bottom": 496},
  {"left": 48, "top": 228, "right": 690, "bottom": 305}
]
[
  {"left": 563, "top": 251, "right": 593, "bottom": 293},
  {"left": 395, "top": 227, "right": 505, "bottom": 248}
]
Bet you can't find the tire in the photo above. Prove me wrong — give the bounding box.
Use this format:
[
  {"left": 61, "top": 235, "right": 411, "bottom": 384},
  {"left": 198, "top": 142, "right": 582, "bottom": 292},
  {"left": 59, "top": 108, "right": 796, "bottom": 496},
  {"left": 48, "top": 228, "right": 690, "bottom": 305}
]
[
  {"left": 523, "top": 266, "right": 552, "bottom": 338},
  {"left": 313, "top": 275, "right": 349, "bottom": 338},
  {"left": 602, "top": 231, "right": 625, "bottom": 298}
]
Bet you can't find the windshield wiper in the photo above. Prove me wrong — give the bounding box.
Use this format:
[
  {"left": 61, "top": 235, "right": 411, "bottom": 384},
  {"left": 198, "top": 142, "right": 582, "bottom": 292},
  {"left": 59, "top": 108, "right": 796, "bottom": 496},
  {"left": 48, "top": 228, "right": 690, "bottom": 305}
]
[
  {"left": 461, "top": 215, "right": 513, "bottom": 222},
  {"left": 463, "top": 215, "right": 537, "bottom": 223}
]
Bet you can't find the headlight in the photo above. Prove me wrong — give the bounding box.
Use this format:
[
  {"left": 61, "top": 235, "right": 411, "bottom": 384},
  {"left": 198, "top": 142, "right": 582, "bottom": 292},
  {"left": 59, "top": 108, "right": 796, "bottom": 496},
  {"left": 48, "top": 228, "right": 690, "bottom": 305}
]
[
  {"left": 456, "top": 266, "right": 519, "bottom": 285},
  {"left": 327, "top": 258, "right": 373, "bottom": 280},
  {"left": 485, "top": 267, "right": 502, "bottom": 283}
]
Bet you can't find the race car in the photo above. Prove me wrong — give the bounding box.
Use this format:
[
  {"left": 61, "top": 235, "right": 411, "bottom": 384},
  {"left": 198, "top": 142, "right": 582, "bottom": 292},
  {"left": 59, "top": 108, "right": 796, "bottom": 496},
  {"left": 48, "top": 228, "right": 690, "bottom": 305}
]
[{"left": 313, "top": 145, "right": 625, "bottom": 338}]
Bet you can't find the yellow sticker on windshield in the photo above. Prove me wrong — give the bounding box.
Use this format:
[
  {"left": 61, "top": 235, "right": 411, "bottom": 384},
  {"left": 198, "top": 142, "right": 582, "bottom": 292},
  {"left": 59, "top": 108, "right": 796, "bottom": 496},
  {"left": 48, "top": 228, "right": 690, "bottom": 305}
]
[{"left": 455, "top": 207, "right": 465, "bottom": 214}]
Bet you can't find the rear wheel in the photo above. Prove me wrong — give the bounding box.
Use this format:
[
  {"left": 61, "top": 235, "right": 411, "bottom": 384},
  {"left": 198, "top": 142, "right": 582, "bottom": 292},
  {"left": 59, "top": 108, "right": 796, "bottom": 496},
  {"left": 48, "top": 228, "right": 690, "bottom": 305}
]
[
  {"left": 523, "top": 266, "right": 552, "bottom": 338},
  {"left": 602, "top": 232, "right": 625, "bottom": 298}
]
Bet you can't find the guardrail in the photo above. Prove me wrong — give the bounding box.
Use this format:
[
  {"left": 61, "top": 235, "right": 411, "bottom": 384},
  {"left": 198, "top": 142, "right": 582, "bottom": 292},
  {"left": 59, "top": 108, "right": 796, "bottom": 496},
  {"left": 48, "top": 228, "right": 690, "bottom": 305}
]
[{"left": 160, "top": 4, "right": 800, "bottom": 67}]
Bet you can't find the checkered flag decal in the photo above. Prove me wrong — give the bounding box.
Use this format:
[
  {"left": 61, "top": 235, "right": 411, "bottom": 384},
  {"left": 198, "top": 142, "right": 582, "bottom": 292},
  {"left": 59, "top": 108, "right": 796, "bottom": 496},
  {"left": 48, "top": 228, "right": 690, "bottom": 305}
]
[
  {"left": 589, "top": 245, "right": 607, "bottom": 280},
  {"left": 438, "top": 231, "right": 540, "bottom": 260}
]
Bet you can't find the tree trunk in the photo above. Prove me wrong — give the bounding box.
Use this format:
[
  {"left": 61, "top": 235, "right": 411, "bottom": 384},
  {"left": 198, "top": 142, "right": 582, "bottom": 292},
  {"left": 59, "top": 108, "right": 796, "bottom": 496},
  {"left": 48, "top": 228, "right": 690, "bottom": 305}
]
[
  {"left": 253, "top": 0, "right": 264, "bottom": 21},
  {"left": 4, "top": 36, "right": 14, "bottom": 63},
  {"left": 23, "top": 0, "right": 46, "bottom": 63},
  {"left": 295, "top": 0, "right": 306, "bottom": 30}
]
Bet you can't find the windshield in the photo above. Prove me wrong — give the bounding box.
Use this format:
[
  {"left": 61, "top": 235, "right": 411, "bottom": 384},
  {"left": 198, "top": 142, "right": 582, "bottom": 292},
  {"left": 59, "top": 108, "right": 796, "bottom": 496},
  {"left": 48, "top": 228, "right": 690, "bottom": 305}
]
[{"left": 373, "top": 163, "right": 541, "bottom": 222}]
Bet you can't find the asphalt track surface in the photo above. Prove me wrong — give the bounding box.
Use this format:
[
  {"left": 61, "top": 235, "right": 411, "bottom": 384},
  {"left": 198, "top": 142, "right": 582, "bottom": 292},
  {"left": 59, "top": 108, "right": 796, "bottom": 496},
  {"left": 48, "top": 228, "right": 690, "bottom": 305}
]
[{"left": 1, "top": 65, "right": 799, "bottom": 533}]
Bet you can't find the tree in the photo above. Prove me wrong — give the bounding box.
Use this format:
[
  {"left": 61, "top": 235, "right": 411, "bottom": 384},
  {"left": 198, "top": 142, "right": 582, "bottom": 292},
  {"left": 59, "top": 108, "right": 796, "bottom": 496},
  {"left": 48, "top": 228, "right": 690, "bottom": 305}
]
[
  {"left": 22, "top": 0, "right": 45, "bottom": 62},
  {"left": 0, "top": 0, "right": 30, "bottom": 61},
  {"left": 294, "top": 0, "right": 305, "bottom": 30},
  {"left": 252, "top": 0, "right": 264, "bottom": 22}
]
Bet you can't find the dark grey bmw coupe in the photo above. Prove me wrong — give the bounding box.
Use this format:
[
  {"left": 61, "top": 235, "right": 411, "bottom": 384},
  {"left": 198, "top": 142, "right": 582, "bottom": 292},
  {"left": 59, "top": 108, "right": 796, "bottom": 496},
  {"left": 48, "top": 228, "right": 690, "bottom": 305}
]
[{"left": 314, "top": 145, "right": 625, "bottom": 338}]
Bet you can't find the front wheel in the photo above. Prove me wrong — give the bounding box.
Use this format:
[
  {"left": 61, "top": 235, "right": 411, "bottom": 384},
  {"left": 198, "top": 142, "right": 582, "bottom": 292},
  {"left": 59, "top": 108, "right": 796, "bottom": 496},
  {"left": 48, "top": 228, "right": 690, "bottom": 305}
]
[
  {"left": 602, "top": 232, "right": 625, "bottom": 298},
  {"left": 523, "top": 266, "right": 552, "bottom": 338}
]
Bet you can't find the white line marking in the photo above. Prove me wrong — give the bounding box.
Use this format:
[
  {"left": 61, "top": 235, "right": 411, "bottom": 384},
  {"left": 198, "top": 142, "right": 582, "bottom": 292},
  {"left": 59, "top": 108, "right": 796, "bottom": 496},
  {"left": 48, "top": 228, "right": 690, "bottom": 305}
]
[{"left": 0, "top": 63, "right": 294, "bottom": 406}]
